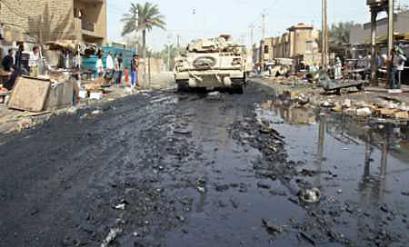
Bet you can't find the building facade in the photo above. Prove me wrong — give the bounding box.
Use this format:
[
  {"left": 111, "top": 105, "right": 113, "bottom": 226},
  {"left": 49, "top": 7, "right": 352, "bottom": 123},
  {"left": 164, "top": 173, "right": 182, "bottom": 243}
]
[
  {"left": 350, "top": 10, "right": 409, "bottom": 46},
  {"left": 0, "top": 0, "right": 107, "bottom": 45},
  {"left": 259, "top": 23, "right": 320, "bottom": 66}
]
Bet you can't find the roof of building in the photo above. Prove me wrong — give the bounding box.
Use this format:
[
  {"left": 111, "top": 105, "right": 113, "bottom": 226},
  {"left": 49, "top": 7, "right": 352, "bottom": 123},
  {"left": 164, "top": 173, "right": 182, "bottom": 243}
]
[{"left": 288, "top": 23, "right": 314, "bottom": 31}]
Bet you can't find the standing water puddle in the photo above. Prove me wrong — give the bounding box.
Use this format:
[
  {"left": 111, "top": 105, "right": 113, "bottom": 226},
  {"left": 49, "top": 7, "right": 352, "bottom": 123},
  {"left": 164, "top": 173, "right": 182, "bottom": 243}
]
[
  {"left": 255, "top": 99, "right": 409, "bottom": 245},
  {"left": 165, "top": 92, "right": 409, "bottom": 246}
]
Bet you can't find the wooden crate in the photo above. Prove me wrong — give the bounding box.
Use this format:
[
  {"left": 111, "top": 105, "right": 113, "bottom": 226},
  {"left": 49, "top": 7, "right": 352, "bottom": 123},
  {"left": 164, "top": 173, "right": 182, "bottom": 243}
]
[{"left": 8, "top": 77, "right": 51, "bottom": 112}]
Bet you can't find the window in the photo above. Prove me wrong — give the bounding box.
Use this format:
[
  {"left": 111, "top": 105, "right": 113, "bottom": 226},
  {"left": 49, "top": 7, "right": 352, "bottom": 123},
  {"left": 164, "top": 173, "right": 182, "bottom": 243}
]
[{"left": 264, "top": 45, "right": 269, "bottom": 54}]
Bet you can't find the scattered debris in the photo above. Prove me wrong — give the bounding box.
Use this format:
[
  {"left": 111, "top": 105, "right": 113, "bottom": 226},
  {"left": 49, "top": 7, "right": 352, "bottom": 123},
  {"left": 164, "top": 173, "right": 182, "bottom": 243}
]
[
  {"left": 92, "top": 110, "right": 102, "bottom": 115},
  {"left": 257, "top": 181, "right": 271, "bottom": 189},
  {"left": 197, "top": 186, "right": 206, "bottom": 193},
  {"left": 262, "top": 219, "right": 283, "bottom": 236},
  {"left": 176, "top": 215, "right": 185, "bottom": 222},
  {"left": 401, "top": 192, "right": 409, "bottom": 197},
  {"left": 174, "top": 127, "right": 192, "bottom": 135},
  {"left": 113, "top": 203, "right": 126, "bottom": 210},
  {"left": 215, "top": 184, "right": 230, "bottom": 192},
  {"left": 90, "top": 92, "right": 103, "bottom": 100},
  {"left": 79, "top": 90, "right": 88, "bottom": 99},
  {"left": 356, "top": 107, "right": 372, "bottom": 117},
  {"left": 321, "top": 100, "right": 335, "bottom": 108},
  {"left": 299, "top": 231, "right": 316, "bottom": 246},
  {"left": 299, "top": 188, "right": 321, "bottom": 204},
  {"left": 294, "top": 94, "right": 310, "bottom": 106},
  {"left": 342, "top": 99, "right": 352, "bottom": 108},
  {"left": 207, "top": 91, "right": 222, "bottom": 100},
  {"left": 101, "top": 228, "right": 122, "bottom": 247},
  {"left": 17, "top": 118, "right": 34, "bottom": 131}
]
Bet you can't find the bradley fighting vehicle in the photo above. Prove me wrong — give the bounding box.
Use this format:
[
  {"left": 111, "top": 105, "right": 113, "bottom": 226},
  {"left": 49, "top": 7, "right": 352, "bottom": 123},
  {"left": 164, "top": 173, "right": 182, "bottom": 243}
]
[{"left": 174, "top": 35, "right": 246, "bottom": 93}]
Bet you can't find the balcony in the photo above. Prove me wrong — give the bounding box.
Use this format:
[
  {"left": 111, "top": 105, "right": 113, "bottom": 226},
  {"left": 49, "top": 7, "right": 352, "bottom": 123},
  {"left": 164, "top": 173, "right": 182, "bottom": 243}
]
[
  {"left": 81, "top": 19, "right": 95, "bottom": 32},
  {"left": 74, "top": 17, "right": 104, "bottom": 44},
  {"left": 73, "top": 0, "right": 106, "bottom": 44}
]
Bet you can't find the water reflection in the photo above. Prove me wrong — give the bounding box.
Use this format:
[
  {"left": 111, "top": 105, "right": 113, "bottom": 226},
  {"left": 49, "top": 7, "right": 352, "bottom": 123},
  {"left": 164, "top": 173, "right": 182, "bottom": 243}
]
[
  {"left": 321, "top": 116, "right": 407, "bottom": 205},
  {"left": 260, "top": 100, "right": 316, "bottom": 125},
  {"left": 258, "top": 98, "right": 409, "bottom": 206},
  {"left": 256, "top": 97, "right": 409, "bottom": 244},
  {"left": 316, "top": 114, "right": 326, "bottom": 188}
]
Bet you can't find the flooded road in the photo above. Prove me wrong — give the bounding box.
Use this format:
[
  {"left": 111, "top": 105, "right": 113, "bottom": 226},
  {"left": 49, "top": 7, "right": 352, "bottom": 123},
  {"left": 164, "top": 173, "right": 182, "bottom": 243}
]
[{"left": 0, "top": 82, "right": 408, "bottom": 246}]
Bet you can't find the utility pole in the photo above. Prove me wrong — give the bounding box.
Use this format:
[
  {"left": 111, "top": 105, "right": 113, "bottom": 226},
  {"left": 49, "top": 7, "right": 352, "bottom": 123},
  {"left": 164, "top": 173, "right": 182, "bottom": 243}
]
[
  {"left": 321, "top": 0, "right": 329, "bottom": 71},
  {"left": 249, "top": 24, "right": 255, "bottom": 48},
  {"left": 388, "top": 0, "right": 394, "bottom": 58},
  {"left": 176, "top": 34, "right": 181, "bottom": 49},
  {"left": 261, "top": 13, "right": 266, "bottom": 40},
  {"left": 167, "top": 44, "right": 171, "bottom": 71}
]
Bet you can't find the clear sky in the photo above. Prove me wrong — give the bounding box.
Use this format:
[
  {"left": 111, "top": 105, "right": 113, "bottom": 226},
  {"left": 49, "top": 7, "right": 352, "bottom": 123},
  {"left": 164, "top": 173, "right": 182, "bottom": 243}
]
[{"left": 107, "top": 0, "right": 409, "bottom": 51}]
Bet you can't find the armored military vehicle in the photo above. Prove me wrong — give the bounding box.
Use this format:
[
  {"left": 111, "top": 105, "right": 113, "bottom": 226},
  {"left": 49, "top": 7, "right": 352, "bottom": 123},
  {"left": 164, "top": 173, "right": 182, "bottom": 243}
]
[{"left": 174, "top": 35, "right": 246, "bottom": 93}]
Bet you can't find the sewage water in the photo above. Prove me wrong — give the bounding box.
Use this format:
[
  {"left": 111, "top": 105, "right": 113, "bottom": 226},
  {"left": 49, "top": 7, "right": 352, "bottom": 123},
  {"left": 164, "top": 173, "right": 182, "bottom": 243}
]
[
  {"left": 166, "top": 91, "right": 409, "bottom": 246},
  {"left": 255, "top": 99, "right": 409, "bottom": 245}
]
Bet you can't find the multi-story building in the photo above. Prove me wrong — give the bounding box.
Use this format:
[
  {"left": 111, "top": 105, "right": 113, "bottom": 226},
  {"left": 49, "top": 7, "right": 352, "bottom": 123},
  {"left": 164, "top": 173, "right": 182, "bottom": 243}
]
[
  {"left": 0, "top": 0, "right": 107, "bottom": 45},
  {"left": 259, "top": 23, "right": 320, "bottom": 66}
]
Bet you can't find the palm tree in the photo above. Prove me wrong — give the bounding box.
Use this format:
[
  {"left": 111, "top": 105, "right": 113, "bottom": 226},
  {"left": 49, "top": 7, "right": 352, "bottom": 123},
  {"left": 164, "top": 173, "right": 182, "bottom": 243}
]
[
  {"left": 329, "top": 22, "right": 354, "bottom": 47},
  {"left": 317, "top": 22, "right": 354, "bottom": 58},
  {"left": 121, "top": 2, "right": 166, "bottom": 58}
]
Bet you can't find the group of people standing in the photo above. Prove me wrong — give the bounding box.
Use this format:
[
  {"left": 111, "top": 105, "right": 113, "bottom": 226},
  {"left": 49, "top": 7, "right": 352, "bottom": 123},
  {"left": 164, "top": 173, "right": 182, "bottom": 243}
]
[
  {"left": 95, "top": 52, "right": 140, "bottom": 89},
  {"left": 329, "top": 46, "right": 407, "bottom": 90},
  {"left": 1, "top": 44, "right": 43, "bottom": 90}
]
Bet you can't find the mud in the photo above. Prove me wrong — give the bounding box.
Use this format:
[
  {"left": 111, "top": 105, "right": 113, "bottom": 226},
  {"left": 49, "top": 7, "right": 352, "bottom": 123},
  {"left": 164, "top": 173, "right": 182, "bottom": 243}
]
[{"left": 0, "top": 82, "right": 408, "bottom": 246}]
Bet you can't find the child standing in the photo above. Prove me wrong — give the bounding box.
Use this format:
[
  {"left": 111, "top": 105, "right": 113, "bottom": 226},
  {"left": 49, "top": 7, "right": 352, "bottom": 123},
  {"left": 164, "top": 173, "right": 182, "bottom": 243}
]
[{"left": 124, "top": 67, "right": 129, "bottom": 87}]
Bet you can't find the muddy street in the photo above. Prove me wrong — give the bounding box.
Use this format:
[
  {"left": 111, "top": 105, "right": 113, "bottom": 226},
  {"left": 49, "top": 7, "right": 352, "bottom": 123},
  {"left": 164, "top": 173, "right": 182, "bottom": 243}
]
[{"left": 0, "top": 82, "right": 409, "bottom": 247}]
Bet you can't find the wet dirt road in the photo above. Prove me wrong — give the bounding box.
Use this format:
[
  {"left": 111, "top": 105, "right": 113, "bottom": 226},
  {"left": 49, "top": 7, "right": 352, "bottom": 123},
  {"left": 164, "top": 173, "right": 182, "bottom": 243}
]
[{"left": 0, "top": 82, "right": 409, "bottom": 247}]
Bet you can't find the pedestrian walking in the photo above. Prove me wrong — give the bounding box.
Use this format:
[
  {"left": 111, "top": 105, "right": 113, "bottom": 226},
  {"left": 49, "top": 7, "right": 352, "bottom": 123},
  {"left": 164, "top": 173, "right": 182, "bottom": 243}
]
[
  {"left": 96, "top": 54, "right": 104, "bottom": 78},
  {"left": 105, "top": 52, "right": 114, "bottom": 80},
  {"left": 130, "top": 54, "right": 139, "bottom": 88},
  {"left": 124, "top": 67, "right": 129, "bottom": 86},
  {"left": 114, "top": 53, "right": 123, "bottom": 85},
  {"left": 334, "top": 57, "right": 342, "bottom": 80},
  {"left": 390, "top": 47, "right": 407, "bottom": 90},
  {"left": 396, "top": 47, "right": 407, "bottom": 89}
]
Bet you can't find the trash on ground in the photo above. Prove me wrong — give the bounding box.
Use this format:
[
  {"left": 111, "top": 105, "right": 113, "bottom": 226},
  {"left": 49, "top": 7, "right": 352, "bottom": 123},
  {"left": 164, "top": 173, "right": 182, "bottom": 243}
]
[
  {"left": 356, "top": 107, "right": 372, "bottom": 117},
  {"left": 90, "top": 92, "right": 103, "bottom": 100},
  {"left": 92, "top": 110, "right": 102, "bottom": 115},
  {"left": 197, "top": 186, "right": 206, "bottom": 193},
  {"left": 207, "top": 91, "right": 222, "bottom": 100},
  {"left": 262, "top": 219, "right": 283, "bottom": 235},
  {"left": 113, "top": 203, "right": 126, "bottom": 210},
  {"left": 101, "top": 228, "right": 122, "bottom": 247},
  {"left": 299, "top": 188, "right": 321, "bottom": 204}
]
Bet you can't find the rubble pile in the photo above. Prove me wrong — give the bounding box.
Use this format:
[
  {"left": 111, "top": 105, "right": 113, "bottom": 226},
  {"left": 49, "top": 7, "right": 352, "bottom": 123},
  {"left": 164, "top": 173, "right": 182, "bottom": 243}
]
[
  {"left": 323, "top": 96, "right": 409, "bottom": 120},
  {"left": 270, "top": 83, "right": 409, "bottom": 121}
]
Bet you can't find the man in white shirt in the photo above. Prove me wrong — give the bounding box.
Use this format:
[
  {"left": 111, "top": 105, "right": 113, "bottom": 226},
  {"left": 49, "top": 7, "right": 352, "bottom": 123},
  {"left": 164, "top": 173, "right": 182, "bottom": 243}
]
[
  {"left": 390, "top": 47, "right": 407, "bottom": 90},
  {"left": 29, "top": 46, "right": 41, "bottom": 77},
  {"left": 96, "top": 54, "right": 104, "bottom": 78},
  {"left": 105, "top": 52, "right": 114, "bottom": 80}
]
